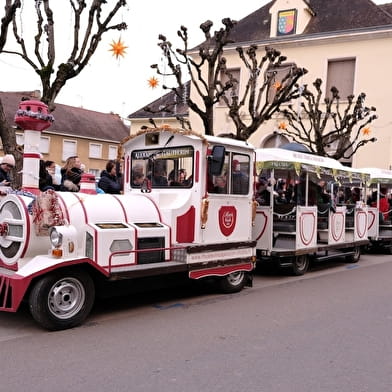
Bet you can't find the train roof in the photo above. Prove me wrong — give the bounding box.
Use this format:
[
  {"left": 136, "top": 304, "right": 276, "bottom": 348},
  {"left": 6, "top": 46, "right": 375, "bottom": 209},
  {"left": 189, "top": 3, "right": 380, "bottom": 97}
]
[
  {"left": 255, "top": 148, "right": 369, "bottom": 181},
  {"left": 122, "top": 126, "right": 255, "bottom": 152},
  {"left": 358, "top": 168, "right": 392, "bottom": 184}
]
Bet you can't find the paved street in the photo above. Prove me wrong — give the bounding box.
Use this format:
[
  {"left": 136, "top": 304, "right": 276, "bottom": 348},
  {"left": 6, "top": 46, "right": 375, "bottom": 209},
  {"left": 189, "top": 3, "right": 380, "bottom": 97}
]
[{"left": 0, "top": 253, "right": 391, "bottom": 392}]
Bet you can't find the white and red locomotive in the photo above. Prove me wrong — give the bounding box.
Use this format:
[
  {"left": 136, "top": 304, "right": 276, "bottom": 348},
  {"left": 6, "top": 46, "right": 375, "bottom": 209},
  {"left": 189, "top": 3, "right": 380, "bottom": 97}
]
[{"left": 0, "top": 100, "right": 256, "bottom": 330}]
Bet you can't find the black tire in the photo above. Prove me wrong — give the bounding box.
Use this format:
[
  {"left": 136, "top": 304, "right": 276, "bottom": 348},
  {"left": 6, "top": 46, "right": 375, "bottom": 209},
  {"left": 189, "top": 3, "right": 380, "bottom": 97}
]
[
  {"left": 345, "top": 246, "right": 361, "bottom": 263},
  {"left": 291, "top": 255, "right": 309, "bottom": 276},
  {"left": 218, "top": 271, "right": 247, "bottom": 293},
  {"left": 29, "top": 269, "right": 95, "bottom": 331}
]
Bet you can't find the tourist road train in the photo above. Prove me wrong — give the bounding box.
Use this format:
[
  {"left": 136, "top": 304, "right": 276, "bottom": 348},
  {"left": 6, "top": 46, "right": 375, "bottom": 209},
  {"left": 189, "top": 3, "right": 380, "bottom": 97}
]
[{"left": 0, "top": 99, "right": 391, "bottom": 330}]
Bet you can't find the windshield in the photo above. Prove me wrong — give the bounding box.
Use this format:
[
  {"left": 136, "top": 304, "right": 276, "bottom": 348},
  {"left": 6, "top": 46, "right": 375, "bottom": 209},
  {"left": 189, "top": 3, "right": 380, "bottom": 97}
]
[{"left": 131, "top": 146, "right": 194, "bottom": 188}]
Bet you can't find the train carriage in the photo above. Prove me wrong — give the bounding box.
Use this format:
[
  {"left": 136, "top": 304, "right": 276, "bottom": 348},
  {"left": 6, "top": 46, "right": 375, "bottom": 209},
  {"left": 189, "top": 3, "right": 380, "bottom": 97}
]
[
  {"left": 359, "top": 168, "right": 392, "bottom": 253},
  {"left": 253, "top": 148, "right": 369, "bottom": 275}
]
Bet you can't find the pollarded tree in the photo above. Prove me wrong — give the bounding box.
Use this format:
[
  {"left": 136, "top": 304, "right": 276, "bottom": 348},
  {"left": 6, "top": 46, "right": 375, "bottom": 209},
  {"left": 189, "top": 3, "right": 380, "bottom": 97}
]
[
  {"left": 151, "top": 18, "right": 238, "bottom": 136},
  {"left": 219, "top": 45, "right": 307, "bottom": 141},
  {"left": 150, "top": 20, "right": 307, "bottom": 141},
  {"left": 279, "top": 78, "right": 377, "bottom": 160},
  {"left": 0, "top": 0, "right": 127, "bottom": 186}
]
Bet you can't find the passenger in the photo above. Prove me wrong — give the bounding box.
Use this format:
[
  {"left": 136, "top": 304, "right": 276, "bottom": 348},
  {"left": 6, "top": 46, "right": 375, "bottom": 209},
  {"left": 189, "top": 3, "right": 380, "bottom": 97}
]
[
  {"left": 151, "top": 167, "right": 168, "bottom": 186},
  {"left": 98, "top": 160, "right": 122, "bottom": 194},
  {"left": 132, "top": 172, "right": 145, "bottom": 186},
  {"left": 39, "top": 159, "right": 59, "bottom": 191},
  {"left": 0, "top": 154, "right": 15, "bottom": 187},
  {"left": 371, "top": 187, "right": 389, "bottom": 221},
  {"left": 316, "top": 180, "right": 330, "bottom": 203},
  {"left": 275, "top": 189, "right": 287, "bottom": 204},
  {"left": 60, "top": 155, "right": 83, "bottom": 192},
  {"left": 213, "top": 176, "right": 227, "bottom": 194},
  {"left": 45, "top": 160, "right": 61, "bottom": 189},
  {"left": 256, "top": 177, "right": 271, "bottom": 205},
  {"left": 231, "top": 159, "right": 249, "bottom": 194},
  {"left": 168, "top": 168, "right": 188, "bottom": 186}
]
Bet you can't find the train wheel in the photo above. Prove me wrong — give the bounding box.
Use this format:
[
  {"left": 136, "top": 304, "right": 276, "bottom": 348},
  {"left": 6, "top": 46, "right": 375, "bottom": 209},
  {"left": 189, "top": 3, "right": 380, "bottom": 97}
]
[
  {"left": 345, "top": 246, "right": 361, "bottom": 263},
  {"left": 218, "top": 271, "right": 247, "bottom": 293},
  {"left": 29, "top": 269, "right": 95, "bottom": 331},
  {"left": 291, "top": 255, "right": 309, "bottom": 276}
]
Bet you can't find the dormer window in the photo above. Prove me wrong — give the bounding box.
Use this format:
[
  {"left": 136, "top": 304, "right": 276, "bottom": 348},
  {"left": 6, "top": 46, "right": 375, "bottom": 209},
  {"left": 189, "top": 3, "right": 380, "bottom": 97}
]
[
  {"left": 277, "top": 9, "right": 297, "bottom": 36},
  {"left": 269, "top": 0, "right": 313, "bottom": 38}
]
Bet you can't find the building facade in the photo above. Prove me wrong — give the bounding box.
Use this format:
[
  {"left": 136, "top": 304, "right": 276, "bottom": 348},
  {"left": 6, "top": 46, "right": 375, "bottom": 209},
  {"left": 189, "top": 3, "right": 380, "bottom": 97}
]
[
  {"left": 187, "top": 0, "right": 392, "bottom": 169},
  {"left": 1, "top": 91, "right": 130, "bottom": 177}
]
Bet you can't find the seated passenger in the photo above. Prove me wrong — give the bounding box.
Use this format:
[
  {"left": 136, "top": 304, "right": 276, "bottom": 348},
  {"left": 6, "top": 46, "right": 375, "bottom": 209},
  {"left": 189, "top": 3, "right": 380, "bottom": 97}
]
[
  {"left": 231, "top": 160, "right": 249, "bottom": 194},
  {"left": 256, "top": 178, "right": 271, "bottom": 205},
  {"left": 152, "top": 167, "right": 168, "bottom": 186},
  {"left": 132, "top": 172, "right": 145, "bottom": 187},
  {"left": 371, "top": 187, "right": 389, "bottom": 222},
  {"left": 213, "top": 176, "right": 227, "bottom": 194}
]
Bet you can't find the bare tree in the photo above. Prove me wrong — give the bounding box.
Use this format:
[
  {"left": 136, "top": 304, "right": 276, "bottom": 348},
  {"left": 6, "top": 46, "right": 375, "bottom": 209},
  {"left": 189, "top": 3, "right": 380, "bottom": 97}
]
[
  {"left": 151, "top": 20, "right": 307, "bottom": 141},
  {"left": 279, "top": 78, "right": 377, "bottom": 160},
  {"left": 151, "top": 18, "right": 238, "bottom": 136},
  {"left": 0, "top": 0, "right": 127, "bottom": 187},
  {"left": 220, "top": 45, "right": 307, "bottom": 140}
]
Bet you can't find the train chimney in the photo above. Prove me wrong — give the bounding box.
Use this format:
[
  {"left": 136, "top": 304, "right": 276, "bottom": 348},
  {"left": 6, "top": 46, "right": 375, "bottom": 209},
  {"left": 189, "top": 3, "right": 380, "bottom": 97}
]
[{"left": 14, "top": 100, "right": 54, "bottom": 194}]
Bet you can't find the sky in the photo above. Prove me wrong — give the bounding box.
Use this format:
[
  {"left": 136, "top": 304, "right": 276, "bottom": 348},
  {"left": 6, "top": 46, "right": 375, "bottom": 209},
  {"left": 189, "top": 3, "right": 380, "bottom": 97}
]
[{"left": 0, "top": 0, "right": 389, "bottom": 119}]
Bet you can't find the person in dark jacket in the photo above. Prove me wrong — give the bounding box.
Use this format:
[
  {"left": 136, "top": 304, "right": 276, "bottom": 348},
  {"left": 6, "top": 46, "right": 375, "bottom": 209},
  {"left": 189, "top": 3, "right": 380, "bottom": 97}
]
[
  {"left": 0, "top": 154, "right": 15, "bottom": 187},
  {"left": 98, "top": 160, "right": 122, "bottom": 194}
]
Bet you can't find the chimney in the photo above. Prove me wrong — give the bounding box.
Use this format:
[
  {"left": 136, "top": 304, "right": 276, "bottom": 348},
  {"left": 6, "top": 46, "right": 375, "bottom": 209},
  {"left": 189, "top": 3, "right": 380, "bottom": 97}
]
[{"left": 14, "top": 100, "right": 54, "bottom": 193}]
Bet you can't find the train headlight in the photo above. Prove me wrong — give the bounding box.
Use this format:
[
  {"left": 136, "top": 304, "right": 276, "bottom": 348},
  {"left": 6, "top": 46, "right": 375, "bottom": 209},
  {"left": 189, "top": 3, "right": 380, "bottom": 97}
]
[{"left": 50, "top": 228, "right": 63, "bottom": 248}]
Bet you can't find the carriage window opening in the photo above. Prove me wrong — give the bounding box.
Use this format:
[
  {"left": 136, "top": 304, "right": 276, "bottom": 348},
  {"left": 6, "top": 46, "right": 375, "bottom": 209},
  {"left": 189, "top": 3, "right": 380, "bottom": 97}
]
[{"left": 131, "top": 146, "right": 194, "bottom": 188}]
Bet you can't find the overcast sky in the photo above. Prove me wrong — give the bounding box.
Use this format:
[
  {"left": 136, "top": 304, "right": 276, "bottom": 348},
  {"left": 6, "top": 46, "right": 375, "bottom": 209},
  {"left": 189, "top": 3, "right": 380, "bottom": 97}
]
[{"left": 0, "top": 0, "right": 388, "bottom": 118}]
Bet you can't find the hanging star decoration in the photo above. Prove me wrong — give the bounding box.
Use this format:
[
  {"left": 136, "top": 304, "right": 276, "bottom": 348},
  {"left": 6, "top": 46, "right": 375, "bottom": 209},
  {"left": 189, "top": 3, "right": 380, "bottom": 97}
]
[
  {"left": 148, "top": 76, "right": 159, "bottom": 89},
  {"left": 273, "top": 81, "right": 282, "bottom": 90},
  {"left": 362, "top": 127, "right": 371, "bottom": 136},
  {"left": 109, "top": 38, "right": 128, "bottom": 59},
  {"left": 278, "top": 121, "right": 287, "bottom": 130}
]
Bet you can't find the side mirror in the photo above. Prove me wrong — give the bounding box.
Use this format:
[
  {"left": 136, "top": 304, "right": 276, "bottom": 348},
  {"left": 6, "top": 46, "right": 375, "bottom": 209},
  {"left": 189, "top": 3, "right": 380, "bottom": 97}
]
[{"left": 208, "top": 145, "right": 225, "bottom": 176}]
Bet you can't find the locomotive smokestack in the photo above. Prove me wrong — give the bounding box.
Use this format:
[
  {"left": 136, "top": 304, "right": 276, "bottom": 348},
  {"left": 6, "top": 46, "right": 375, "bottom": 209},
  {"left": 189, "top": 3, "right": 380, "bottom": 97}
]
[{"left": 14, "top": 100, "right": 54, "bottom": 193}]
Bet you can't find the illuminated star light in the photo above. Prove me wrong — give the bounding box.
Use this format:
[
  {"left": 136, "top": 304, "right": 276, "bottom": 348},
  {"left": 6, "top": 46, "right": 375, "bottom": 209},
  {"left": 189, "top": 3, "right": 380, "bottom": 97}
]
[
  {"left": 278, "top": 121, "right": 287, "bottom": 130},
  {"left": 273, "top": 81, "right": 282, "bottom": 90},
  {"left": 109, "top": 38, "right": 128, "bottom": 59},
  {"left": 148, "top": 76, "right": 159, "bottom": 89},
  {"left": 362, "top": 127, "right": 371, "bottom": 136}
]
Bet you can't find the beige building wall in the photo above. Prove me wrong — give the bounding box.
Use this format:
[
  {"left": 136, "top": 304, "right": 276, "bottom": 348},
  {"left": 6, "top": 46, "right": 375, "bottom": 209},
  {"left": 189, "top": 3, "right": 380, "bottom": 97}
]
[{"left": 189, "top": 31, "right": 392, "bottom": 170}]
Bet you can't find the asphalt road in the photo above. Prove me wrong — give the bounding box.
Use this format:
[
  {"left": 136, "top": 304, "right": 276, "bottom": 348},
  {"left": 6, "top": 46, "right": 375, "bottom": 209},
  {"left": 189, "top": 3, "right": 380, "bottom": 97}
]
[{"left": 1, "top": 254, "right": 392, "bottom": 392}]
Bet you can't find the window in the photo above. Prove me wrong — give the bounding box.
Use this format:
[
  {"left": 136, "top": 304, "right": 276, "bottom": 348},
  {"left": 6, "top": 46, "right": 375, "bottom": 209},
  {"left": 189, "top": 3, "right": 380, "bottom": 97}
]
[
  {"left": 208, "top": 153, "right": 250, "bottom": 195},
  {"left": 277, "top": 9, "right": 297, "bottom": 36},
  {"left": 265, "top": 63, "right": 296, "bottom": 104},
  {"left": 131, "top": 146, "right": 194, "bottom": 188},
  {"left": 219, "top": 68, "right": 240, "bottom": 106},
  {"left": 40, "top": 136, "right": 50, "bottom": 154},
  {"left": 231, "top": 154, "right": 250, "bottom": 195},
  {"left": 326, "top": 58, "right": 355, "bottom": 100},
  {"left": 89, "top": 143, "right": 102, "bottom": 159},
  {"left": 63, "top": 139, "right": 77, "bottom": 161},
  {"left": 108, "top": 145, "right": 118, "bottom": 160}
]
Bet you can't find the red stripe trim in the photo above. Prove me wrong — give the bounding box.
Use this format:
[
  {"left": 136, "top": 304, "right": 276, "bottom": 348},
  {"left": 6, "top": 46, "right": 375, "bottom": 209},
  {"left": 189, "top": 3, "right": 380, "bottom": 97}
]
[
  {"left": 23, "top": 153, "right": 41, "bottom": 159},
  {"left": 56, "top": 192, "right": 70, "bottom": 223},
  {"left": 195, "top": 150, "right": 199, "bottom": 183},
  {"left": 143, "top": 195, "right": 163, "bottom": 222},
  {"left": 16, "top": 195, "right": 31, "bottom": 259},
  {"left": 189, "top": 262, "right": 254, "bottom": 279},
  {"left": 71, "top": 193, "right": 88, "bottom": 224},
  {"left": 112, "top": 195, "right": 128, "bottom": 221}
]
